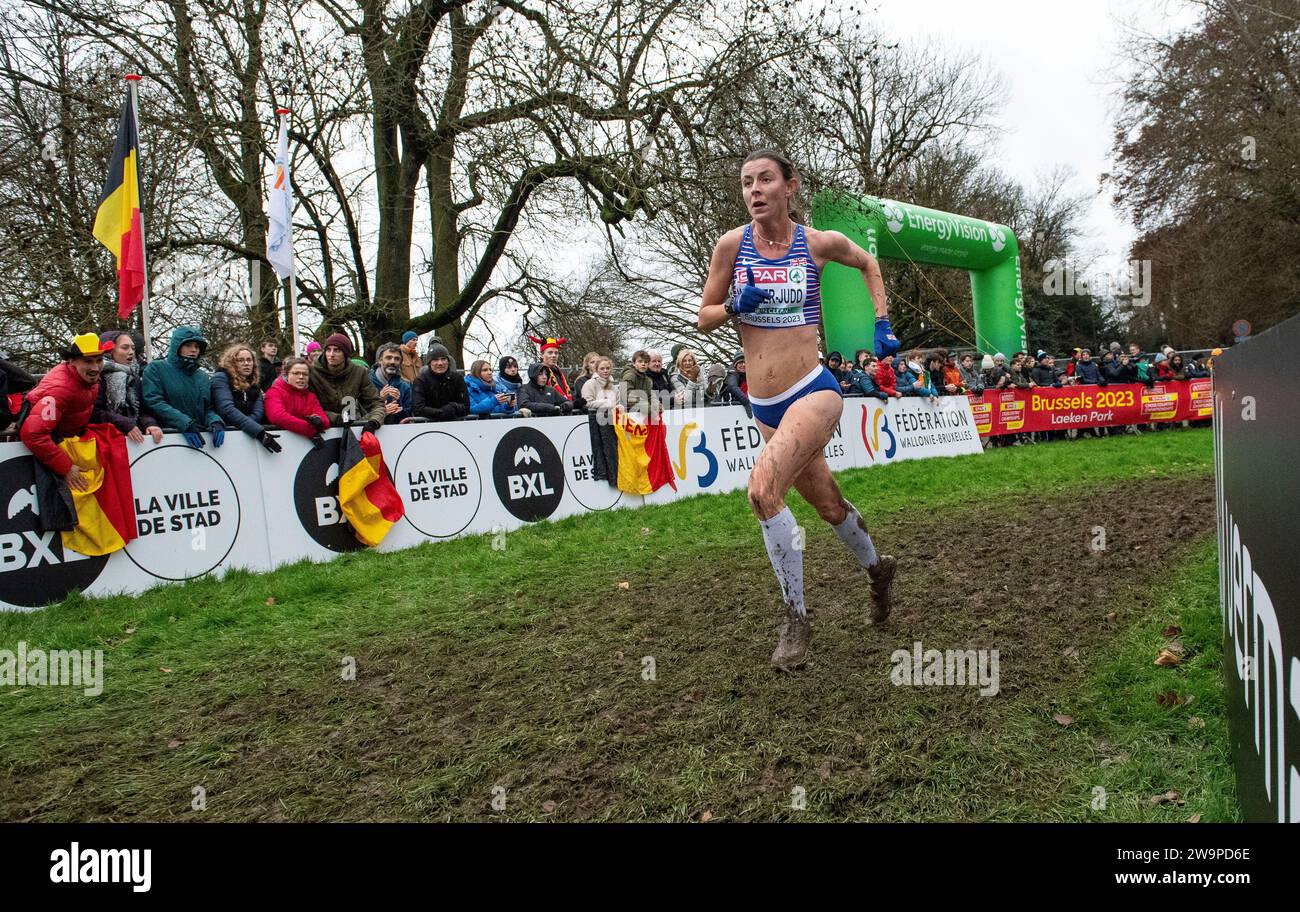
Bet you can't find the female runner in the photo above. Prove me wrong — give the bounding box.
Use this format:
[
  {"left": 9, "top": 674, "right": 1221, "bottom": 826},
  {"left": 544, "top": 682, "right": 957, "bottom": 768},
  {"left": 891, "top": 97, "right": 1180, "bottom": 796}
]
[{"left": 698, "top": 150, "right": 900, "bottom": 671}]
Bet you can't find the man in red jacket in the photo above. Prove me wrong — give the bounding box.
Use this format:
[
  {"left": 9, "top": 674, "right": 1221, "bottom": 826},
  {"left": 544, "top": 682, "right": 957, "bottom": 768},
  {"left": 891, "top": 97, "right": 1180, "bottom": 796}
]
[{"left": 20, "top": 333, "right": 113, "bottom": 492}]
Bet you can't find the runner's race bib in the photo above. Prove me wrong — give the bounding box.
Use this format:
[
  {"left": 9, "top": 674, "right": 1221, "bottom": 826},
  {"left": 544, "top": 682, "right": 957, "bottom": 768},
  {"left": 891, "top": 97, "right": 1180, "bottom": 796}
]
[{"left": 734, "top": 261, "right": 811, "bottom": 327}]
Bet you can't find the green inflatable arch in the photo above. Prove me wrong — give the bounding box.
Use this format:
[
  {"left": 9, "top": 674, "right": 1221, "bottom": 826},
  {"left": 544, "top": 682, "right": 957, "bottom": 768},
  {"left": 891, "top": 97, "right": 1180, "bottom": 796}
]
[{"left": 812, "top": 195, "right": 1028, "bottom": 360}]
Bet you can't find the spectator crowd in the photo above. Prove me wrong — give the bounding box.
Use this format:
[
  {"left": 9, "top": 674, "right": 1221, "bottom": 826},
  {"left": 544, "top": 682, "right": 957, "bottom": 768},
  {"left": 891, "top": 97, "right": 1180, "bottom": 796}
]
[{"left": 2, "top": 325, "right": 1217, "bottom": 491}]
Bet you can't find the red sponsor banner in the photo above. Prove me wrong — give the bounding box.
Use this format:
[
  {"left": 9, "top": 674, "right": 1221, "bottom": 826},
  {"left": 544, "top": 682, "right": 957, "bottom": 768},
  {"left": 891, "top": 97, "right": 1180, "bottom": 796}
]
[{"left": 970, "top": 380, "right": 1214, "bottom": 436}]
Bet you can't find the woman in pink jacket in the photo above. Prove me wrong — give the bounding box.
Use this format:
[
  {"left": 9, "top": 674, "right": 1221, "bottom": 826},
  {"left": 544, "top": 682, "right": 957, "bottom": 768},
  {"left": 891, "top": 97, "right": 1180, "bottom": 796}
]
[{"left": 264, "top": 358, "right": 330, "bottom": 447}]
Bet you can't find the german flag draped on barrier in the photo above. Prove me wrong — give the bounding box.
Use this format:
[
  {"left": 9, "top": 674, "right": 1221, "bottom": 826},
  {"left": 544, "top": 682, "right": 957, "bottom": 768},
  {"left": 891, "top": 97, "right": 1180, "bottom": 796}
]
[
  {"left": 91, "top": 88, "right": 146, "bottom": 322},
  {"left": 613, "top": 408, "right": 677, "bottom": 495},
  {"left": 337, "top": 430, "right": 404, "bottom": 547},
  {"left": 968, "top": 379, "right": 1214, "bottom": 436},
  {"left": 57, "top": 424, "right": 137, "bottom": 557}
]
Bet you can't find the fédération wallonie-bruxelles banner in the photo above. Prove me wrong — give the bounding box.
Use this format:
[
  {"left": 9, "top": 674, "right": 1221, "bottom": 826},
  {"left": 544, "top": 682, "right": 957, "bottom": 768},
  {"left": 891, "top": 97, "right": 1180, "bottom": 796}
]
[
  {"left": 0, "top": 396, "right": 982, "bottom": 612},
  {"left": 968, "top": 379, "right": 1214, "bottom": 436}
]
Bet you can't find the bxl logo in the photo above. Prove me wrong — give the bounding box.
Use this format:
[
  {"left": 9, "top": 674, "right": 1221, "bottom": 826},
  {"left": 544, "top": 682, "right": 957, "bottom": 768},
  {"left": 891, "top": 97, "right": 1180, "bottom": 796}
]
[{"left": 673, "top": 423, "right": 718, "bottom": 488}]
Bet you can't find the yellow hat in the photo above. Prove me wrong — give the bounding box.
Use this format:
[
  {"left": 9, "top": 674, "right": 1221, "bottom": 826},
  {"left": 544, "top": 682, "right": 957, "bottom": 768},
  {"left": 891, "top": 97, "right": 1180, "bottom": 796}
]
[{"left": 66, "top": 332, "right": 113, "bottom": 358}]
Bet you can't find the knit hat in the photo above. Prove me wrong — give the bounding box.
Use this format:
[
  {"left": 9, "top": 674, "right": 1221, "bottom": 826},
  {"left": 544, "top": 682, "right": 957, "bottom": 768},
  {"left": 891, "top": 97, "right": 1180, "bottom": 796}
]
[
  {"left": 498, "top": 355, "right": 519, "bottom": 374},
  {"left": 402, "top": 331, "right": 418, "bottom": 344},
  {"left": 981, "top": 354, "right": 994, "bottom": 370},
  {"left": 993, "top": 352, "right": 1006, "bottom": 362},
  {"left": 528, "top": 335, "right": 567, "bottom": 354},
  {"left": 305, "top": 340, "right": 322, "bottom": 354},
  {"left": 425, "top": 341, "right": 455, "bottom": 371},
  {"left": 323, "top": 332, "right": 353, "bottom": 358},
  {"left": 731, "top": 350, "right": 746, "bottom": 369}
]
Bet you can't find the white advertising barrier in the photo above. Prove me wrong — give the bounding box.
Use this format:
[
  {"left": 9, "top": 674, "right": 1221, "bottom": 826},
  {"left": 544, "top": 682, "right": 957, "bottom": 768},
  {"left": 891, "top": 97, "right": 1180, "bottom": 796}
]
[{"left": 0, "top": 395, "right": 980, "bottom": 610}]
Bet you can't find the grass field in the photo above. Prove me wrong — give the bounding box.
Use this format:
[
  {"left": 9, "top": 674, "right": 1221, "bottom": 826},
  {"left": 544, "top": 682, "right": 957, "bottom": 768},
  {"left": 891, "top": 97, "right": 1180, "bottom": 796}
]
[{"left": 0, "top": 426, "right": 1235, "bottom": 821}]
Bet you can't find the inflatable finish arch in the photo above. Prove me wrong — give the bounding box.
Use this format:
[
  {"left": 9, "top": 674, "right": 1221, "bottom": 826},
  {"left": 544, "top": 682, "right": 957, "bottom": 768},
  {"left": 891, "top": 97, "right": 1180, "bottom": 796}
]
[{"left": 812, "top": 194, "right": 1028, "bottom": 360}]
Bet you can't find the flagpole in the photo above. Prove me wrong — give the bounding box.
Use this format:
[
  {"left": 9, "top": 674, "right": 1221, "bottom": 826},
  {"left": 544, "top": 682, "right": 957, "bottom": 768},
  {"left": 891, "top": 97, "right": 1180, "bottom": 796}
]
[
  {"left": 276, "top": 107, "right": 300, "bottom": 354},
  {"left": 125, "top": 74, "right": 151, "bottom": 359}
]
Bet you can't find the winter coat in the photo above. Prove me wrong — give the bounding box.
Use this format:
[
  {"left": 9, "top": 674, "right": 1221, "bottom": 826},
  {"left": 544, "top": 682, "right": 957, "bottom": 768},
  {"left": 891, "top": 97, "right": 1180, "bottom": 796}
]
[
  {"left": 1, "top": 358, "right": 37, "bottom": 428},
  {"left": 1074, "top": 360, "right": 1105, "bottom": 385},
  {"left": 898, "top": 361, "right": 936, "bottom": 396},
  {"left": 466, "top": 375, "right": 514, "bottom": 416},
  {"left": 258, "top": 356, "right": 281, "bottom": 392},
  {"left": 21, "top": 362, "right": 99, "bottom": 475},
  {"left": 495, "top": 369, "right": 523, "bottom": 397},
  {"left": 621, "top": 365, "right": 658, "bottom": 415},
  {"left": 669, "top": 370, "right": 710, "bottom": 409},
  {"left": 142, "top": 326, "right": 223, "bottom": 432},
  {"left": 849, "top": 368, "right": 888, "bottom": 400},
  {"left": 211, "top": 370, "right": 267, "bottom": 437},
  {"left": 411, "top": 364, "right": 470, "bottom": 421},
  {"left": 875, "top": 360, "right": 899, "bottom": 396},
  {"left": 1029, "top": 364, "right": 1062, "bottom": 387},
  {"left": 370, "top": 366, "right": 413, "bottom": 423},
  {"left": 539, "top": 364, "right": 571, "bottom": 401},
  {"left": 309, "top": 356, "right": 386, "bottom": 426},
  {"left": 942, "top": 362, "right": 964, "bottom": 392},
  {"left": 983, "top": 365, "right": 1013, "bottom": 389},
  {"left": 95, "top": 358, "right": 158, "bottom": 435},
  {"left": 399, "top": 347, "right": 423, "bottom": 384},
  {"left": 582, "top": 375, "right": 621, "bottom": 414},
  {"left": 517, "top": 364, "right": 572, "bottom": 417},
  {"left": 721, "top": 369, "right": 749, "bottom": 408},
  {"left": 958, "top": 363, "right": 985, "bottom": 393},
  {"left": 264, "top": 377, "right": 330, "bottom": 438}
]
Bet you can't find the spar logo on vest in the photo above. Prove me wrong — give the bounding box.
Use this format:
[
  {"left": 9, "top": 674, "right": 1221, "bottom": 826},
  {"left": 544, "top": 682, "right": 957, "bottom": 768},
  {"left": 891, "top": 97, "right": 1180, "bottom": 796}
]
[
  {"left": 125, "top": 444, "right": 241, "bottom": 580},
  {"left": 492, "top": 426, "right": 564, "bottom": 522},
  {"left": 293, "top": 434, "right": 365, "bottom": 552},
  {"left": 392, "top": 430, "right": 483, "bottom": 538},
  {"left": 0, "top": 454, "right": 108, "bottom": 609}
]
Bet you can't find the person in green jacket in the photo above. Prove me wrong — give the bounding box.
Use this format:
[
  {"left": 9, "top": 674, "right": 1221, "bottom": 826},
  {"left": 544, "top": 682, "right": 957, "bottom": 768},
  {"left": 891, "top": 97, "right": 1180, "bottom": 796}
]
[
  {"left": 308, "top": 333, "right": 386, "bottom": 432},
  {"left": 142, "top": 326, "right": 225, "bottom": 449}
]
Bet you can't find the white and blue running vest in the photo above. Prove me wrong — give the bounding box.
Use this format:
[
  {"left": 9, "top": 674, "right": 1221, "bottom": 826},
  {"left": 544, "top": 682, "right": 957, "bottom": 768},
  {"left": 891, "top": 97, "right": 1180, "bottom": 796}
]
[{"left": 730, "top": 223, "right": 822, "bottom": 328}]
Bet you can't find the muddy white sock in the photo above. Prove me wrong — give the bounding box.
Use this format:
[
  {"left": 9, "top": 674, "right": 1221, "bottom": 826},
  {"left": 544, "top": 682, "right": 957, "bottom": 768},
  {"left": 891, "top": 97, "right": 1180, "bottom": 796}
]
[
  {"left": 832, "top": 501, "right": 879, "bottom": 569},
  {"left": 760, "top": 506, "right": 805, "bottom": 618}
]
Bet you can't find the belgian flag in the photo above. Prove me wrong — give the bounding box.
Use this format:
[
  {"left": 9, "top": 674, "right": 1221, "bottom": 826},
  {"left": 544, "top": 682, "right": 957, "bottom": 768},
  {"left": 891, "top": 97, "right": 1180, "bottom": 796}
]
[
  {"left": 58, "top": 424, "right": 137, "bottom": 556},
  {"left": 613, "top": 409, "right": 677, "bottom": 495},
  {"left": 92, "top": 87, "right": 146, "bottom": 320},
  {"left": 337, "top": 430, "right": 405, "bottom": 547}
]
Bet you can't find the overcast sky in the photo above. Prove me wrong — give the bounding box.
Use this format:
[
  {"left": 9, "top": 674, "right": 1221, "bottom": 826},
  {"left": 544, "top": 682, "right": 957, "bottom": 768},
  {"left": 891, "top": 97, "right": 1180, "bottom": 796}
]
[{"left": 869, "top": 0, "right": 1200, "bottom": 275}]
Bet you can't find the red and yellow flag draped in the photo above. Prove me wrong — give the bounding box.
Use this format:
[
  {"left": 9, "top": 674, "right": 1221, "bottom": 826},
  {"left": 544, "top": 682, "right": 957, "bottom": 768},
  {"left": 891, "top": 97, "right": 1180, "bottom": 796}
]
[
  {"left": 92, "top": 89, "right": 146, "bottom": 320},
  {"left": 337, "top": 430, "right": 405, "bottom": 547},
  {"left": 613, "top": 409, "right": 677, "bottom": 495},
  {"left": 58, "top": 424, "right": 137, "bottom": 556}
]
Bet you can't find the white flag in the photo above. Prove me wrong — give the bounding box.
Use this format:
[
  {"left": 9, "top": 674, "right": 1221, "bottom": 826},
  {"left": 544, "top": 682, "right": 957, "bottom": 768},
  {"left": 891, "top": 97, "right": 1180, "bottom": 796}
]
[{"left": 266, "top": 114, "right": 294, "bottom": 280}]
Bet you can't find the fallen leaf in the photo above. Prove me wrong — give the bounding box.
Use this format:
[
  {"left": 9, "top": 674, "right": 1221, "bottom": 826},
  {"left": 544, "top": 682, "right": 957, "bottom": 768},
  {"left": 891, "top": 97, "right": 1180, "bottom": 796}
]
[
  {"left": 1188, "top": 716, "right": 1206, "bottom": 729},
  {"left": 158, "top": 667, "right": 173, "bottom": 674},
  {"left": 617, "top": 581, "right": 630, "bottom": 590},
  {"left": 1104, "top": 611, "right": 1117, "bottom": 623},
  {"left": 265, "top": 597, "right": 276, "bottom": 606},
  {"left": 167, "top": 739, "right": 183, "bottom": 748},
  {"left": 1188, "top": 813, "right": 1202, "bottom": 823},
  {"left": 614, "top": 650, "right": 625, "bottom": 661},
  {"left": 854, "top": 734, "right": 864, "bottom": 745},
  {"left": 640, "top": 527, "right": 651, "bottom": 536},
  {"left": 1148, "top": 790, "right": 1184, "bottom": 807},
  {"left": 1156, "top": 691, "right": 1187, "bottom": 708},
  {"left": 1161, "top": 625, "right": 1182, "bottom": 638},
  {"left": 541, "top": 800, "right": 557, "bottom": 813},
  {"left": 699, "top": 810, "right": 713, "bottom": 822},
  {"left": 1100, "top": 752, "right": 1129, "bottom": 767},
  {"left": 122, "top": 625, "right": 136, "bottom": 635},
  {"left": 1063, "top": 646, "right": 1080, "bottom": 660},
  {"left": 1154, "top": 650, "right": 1183, "bottom": 667},
  {"left": 1053, "top": 714, "right": 1074, "bottom": 726}
]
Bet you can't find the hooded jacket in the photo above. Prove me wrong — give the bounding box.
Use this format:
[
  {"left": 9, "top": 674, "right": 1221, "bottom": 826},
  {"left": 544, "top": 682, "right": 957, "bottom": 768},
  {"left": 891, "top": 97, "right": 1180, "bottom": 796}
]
[
  {"left": 466, "top": 374, "right": 514, "bottom": 416},
  {"left": 142, "top": 326, "right": 223, "bottom": 432},
  {"left": 874, "top": 359, "right": 898, "bottom": 396},
  {"left": 264, "top": 376, "right": 330, "bottom": 437},
  {"left": 721, "top": 352, "right": 749, "bottom": 409},
  {"left": 1029, "top": 363, "right": 1062, "bottom": 387},
  {"left": 412, "top": 363, "right": 470, "bottom": 421},
  {"left": 517, "top": 363, "right": 572, "bottom": 416},
  {"left": 1073, "top": 359, "right": 1105, "bottom": 385},
  {"left": 21, "top": 361, "right": 99, "bottom": 475},
  {"left": 308, "top": 351, "right": 386, "bottom": 426},
  {"left": 211, "top": 369, "right": 267, "bottom": 437}
]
